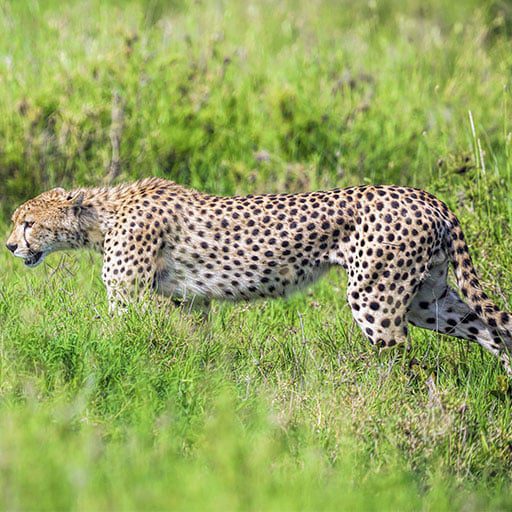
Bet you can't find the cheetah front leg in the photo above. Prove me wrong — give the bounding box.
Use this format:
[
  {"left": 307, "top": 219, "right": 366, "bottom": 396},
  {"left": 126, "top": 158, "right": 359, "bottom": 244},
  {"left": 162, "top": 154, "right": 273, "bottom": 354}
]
[
  {"left": 102, "top": 230, "right": 160, "bottom": 314},
  {"left": 101, "top": 231, "right": 211, "bottom": 320},
  {"left": 103, "top": 271, "right": 156, "bottom": 315}
]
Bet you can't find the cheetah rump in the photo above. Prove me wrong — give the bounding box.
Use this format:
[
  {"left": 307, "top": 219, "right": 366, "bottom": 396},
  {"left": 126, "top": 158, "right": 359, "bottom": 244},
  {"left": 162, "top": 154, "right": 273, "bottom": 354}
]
[{"left": 6, "top": 178, "right": 512, "bottom": 373}]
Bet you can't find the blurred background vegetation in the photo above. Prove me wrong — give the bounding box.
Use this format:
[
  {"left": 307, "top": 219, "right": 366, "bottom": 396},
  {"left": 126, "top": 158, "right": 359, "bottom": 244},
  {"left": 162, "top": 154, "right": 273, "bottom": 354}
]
[{"left": 1, "top": 0, "right": 512, "bottom": 510}]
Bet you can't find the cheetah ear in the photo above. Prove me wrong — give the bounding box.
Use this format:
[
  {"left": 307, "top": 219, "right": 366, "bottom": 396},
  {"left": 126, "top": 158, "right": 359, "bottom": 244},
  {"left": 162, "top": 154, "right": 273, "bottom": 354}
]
[{"left": 67, "top": 191, "right": 85, "bottom": 215}]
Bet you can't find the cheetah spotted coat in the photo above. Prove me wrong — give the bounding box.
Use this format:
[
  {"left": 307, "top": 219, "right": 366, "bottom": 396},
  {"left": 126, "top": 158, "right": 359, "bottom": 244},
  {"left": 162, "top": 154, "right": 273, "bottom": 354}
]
[{"left": 6, "top": 178, "right": 512, "bottom": 373}]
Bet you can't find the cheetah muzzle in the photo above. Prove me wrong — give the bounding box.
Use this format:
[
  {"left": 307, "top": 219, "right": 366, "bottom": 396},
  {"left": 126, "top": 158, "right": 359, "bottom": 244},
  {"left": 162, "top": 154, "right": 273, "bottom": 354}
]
[{"left": 6, "top": 178, "right": 512, "bottom": 375}]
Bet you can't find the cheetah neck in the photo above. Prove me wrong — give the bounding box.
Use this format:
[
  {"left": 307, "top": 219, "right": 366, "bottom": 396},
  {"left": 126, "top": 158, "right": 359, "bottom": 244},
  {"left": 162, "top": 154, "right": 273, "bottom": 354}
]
[
  {"left": 72, "top": 187, "right": 120, "bottom": 252},
  {"left": 69, "top": 178, "right": 183, "bottom": 252}
]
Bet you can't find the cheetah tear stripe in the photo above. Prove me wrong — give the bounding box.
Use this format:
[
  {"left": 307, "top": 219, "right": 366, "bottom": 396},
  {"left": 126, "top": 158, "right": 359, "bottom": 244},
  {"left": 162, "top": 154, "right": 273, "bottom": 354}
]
[{"left": 6, "top": 178, "right": 512, "bottom": 375}]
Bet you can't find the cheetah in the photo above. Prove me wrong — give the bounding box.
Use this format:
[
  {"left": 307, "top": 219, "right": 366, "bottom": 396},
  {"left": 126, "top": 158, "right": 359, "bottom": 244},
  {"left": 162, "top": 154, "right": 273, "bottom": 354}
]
[{"left": 6, "top": 178, "right": 512, "bottom": 373}]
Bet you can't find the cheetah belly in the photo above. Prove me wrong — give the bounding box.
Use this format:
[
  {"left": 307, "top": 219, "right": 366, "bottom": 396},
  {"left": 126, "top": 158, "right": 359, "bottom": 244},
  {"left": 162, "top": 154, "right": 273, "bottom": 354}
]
[
  {"left": 154, "top": 254, "right": 331, "bottom": 301},
  {"left": 153, "top": 255, "right": 192, "bottom": 299}
]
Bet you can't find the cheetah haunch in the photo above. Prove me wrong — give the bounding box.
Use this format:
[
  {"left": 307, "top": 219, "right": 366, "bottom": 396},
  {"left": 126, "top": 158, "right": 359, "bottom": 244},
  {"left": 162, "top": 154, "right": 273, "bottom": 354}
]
[{"left": 6, "top": 178, "right": 512, "bottom": 373}]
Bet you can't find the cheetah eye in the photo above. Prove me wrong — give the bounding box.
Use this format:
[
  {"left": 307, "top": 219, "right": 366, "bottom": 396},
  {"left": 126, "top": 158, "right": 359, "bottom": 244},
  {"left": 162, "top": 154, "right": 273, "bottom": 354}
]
[{"left": 23, "top": 221, "right": 34, "bottom": 228}]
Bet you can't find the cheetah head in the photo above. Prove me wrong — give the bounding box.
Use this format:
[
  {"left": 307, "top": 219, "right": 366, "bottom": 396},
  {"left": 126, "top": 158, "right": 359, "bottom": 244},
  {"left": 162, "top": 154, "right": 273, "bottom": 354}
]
[{"left": 6, "top": 188, "right": 87, "bottom": 267}]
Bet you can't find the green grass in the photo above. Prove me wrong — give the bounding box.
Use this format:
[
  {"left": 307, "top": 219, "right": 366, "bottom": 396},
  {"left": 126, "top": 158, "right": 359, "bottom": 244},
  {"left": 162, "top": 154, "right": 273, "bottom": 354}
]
[{"left": 1, "top": 0, "right": 512, "bottom": 509}]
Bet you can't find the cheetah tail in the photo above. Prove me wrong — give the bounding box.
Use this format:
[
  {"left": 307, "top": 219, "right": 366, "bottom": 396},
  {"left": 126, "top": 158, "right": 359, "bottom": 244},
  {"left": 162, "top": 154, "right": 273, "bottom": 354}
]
[{"left": 446, "top": 215, "right": 512, "bottom": 336}]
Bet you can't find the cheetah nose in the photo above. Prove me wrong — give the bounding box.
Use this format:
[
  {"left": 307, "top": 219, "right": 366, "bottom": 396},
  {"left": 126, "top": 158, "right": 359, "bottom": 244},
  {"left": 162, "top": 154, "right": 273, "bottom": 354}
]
[{"left": 6, "top": 243, "right": 17, "bottom": 253}]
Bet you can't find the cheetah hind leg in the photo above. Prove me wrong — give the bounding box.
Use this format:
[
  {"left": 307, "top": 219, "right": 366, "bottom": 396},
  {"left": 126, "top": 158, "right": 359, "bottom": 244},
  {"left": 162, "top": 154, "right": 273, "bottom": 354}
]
[
  {"left": 407, "top": 262, "right": 512, "bottom": 375},
  {"left": 347, "top": 281, "right": 411, "bottom": 350}
]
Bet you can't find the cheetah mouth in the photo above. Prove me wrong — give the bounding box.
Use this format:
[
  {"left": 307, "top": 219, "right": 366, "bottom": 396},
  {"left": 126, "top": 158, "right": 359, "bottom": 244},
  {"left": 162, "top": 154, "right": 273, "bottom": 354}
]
[{"left": 24, "top": 252, "right": 44, "bottom": 267}]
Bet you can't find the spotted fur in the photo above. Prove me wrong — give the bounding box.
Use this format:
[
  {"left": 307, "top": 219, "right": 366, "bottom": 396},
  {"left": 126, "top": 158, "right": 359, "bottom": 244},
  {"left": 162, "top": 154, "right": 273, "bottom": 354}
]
[{"left": 6, "top": 178, "right": 512, "bottom": 373}]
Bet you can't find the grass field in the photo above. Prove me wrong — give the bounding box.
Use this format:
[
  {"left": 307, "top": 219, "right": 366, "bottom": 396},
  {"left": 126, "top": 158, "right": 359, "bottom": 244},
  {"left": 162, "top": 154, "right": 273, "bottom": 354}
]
[{"left": 1, "top": 0, "right": 512, "bottom": 509}]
